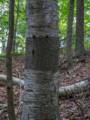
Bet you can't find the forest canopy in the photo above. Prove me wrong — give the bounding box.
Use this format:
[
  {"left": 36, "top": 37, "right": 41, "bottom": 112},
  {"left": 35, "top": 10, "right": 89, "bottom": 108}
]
[
  {"left": 0, "top": 0, "right": 90, "bottom": 54},
  {"left": 0, "top": 0, "right": 90, "bottom": 120}
]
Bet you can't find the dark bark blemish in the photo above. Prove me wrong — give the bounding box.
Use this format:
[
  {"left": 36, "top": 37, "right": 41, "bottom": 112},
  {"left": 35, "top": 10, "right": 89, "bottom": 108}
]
[
  {"left": 32, "top": 49, "right": 35, "bottom": 56},
  {"left": 33, "top": 35, "right": 36, "bottom": 39},
  {"left": 46, "top": 35, "right": 48, "bottom": 38}
]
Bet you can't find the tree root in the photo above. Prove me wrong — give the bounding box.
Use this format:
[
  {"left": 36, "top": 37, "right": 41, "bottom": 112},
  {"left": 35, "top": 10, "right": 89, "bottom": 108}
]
[
  {"left": 59, "top": 78, "right": 90, "bottom": 98},
  {"left": 0, "top": 74, "right": 24, "bottom": 87},
  {"left": 0, "top": 74, "right": 89, "bottom": 97}
]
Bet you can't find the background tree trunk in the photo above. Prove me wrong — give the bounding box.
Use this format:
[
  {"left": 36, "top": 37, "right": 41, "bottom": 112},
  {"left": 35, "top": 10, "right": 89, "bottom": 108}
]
[
  {"left": 13, "top": 0, "right": 20, "bottom": 53},
  {"left": 66, "top": 0, "right": 74, "bottom": 66},
  {"left": 75, "top": 0, "right": 85, "bottom": 57},
  {"left": 6, "top": 0, "right": 16, "bottom": 120},
  {"left": 20, "top": 0, "right": 60, "bottom": 120}
]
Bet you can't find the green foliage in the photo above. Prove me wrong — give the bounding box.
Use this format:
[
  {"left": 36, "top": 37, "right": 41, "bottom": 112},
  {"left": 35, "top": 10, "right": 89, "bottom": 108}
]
[
  {"left": 0, "top": 0, "right": 90, "bottom": 55},
  {"left": 58, "top": 0, "right": 68, "bottom": 38},
  {"left": 0, "top": 0, "right": 26, "bottom": 54}
]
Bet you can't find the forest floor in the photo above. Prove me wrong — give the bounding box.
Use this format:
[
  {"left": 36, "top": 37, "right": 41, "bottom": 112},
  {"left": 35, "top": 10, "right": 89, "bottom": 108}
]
[{"left": 0, "top": 54, "right": 90, "bottom": 120}]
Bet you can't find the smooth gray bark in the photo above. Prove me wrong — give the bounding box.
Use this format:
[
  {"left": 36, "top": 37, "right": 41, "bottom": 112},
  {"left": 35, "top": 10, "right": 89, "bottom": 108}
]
[
  {"left": 20, "top": 70, "right": 59, "bottom": 120},
  {"left": 21, "top": 0, "right": 60, "bottom": 120},
  {"left": 25, "top": 0, "right": 59, "bottom": 70}
]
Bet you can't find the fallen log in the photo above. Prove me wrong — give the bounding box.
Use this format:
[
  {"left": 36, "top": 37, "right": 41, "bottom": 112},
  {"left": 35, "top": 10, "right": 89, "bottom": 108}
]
[{"left": 0, "top": 74, "right": 24, "bottom": 87}]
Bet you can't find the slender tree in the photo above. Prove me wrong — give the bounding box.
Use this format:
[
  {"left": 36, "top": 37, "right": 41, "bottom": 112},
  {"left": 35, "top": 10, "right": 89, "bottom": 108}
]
[
  {"left": 20, "top": 0, "right": 60, "bottom": 120},
  {"left": 75, "top": 0, "right": 85, "bottom": 57},
  {"left": 13, "top": 0, "right": 20, "bottom": 52},
  {"left": 1, "top": 38, "right": 6, "bottom": 53},
  {"left": 6, "top": 0, "right": 16, "bottom": 120},
  {"left": 66, "top": 0, "right": 74, "bottom": 66}
]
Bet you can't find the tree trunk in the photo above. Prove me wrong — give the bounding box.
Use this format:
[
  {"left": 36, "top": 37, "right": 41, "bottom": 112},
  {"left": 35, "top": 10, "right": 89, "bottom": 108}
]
[
  {"left": 13, "top": 0, "right": 20, "bottom": 53},
  {"left": 75, "top": 0, "right": 85, "bottom": 57},
  {"left": 66, "top": 0, "right": 74, "bottom": 66},
  {"left": 6, "top": 0, "right": 16, "bottom": 120},
  {"left": 20, "top": 0, "right": 60, "bottom": 120},
  {"left": 1, "top": 40, "right": 6, "bottom": 53}
]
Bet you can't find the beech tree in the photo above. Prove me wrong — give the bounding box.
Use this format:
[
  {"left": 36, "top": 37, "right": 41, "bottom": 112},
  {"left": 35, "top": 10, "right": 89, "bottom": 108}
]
[
  {"left": 75, "top": 0, "right": 85, "bottom": 57},
  {"left": 20, "top": 0, "right": 60, "bottom": 120}
]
